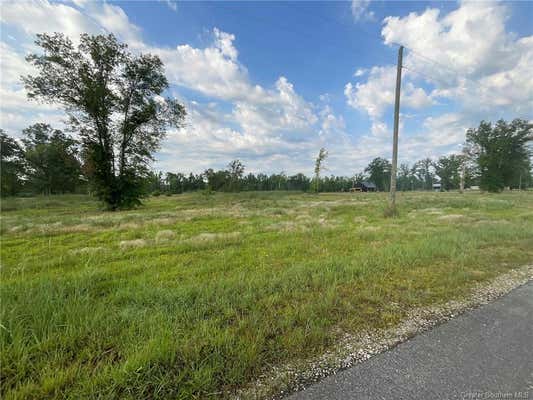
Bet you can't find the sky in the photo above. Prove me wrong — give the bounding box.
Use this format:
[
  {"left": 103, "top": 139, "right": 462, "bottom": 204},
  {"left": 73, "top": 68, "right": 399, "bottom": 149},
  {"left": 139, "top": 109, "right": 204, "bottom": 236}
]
[{"left": 1, "top": 0, "right": 532, "bottom": 176}]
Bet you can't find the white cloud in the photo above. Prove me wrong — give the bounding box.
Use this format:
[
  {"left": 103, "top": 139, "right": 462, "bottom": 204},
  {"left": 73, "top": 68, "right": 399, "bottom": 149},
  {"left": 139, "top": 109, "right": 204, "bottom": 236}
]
[
  {"left": 381, "top": 1, "right": 533, "bottom": 116},
  {"left": 0, "top": 1, "right": 328, "bottom": 173},
  {"left": 351, "top": 0, "right": 375, "bottom": 22},
  {"left": 345, "top": 1, "right": 533, "bottom": 168},
  {"left": 2, "top": 0, "right": 531, "bottom": 175},
  {"left": 344, "top": 65, "right": 433, "bottom": 119},
  {"left": 154, "top": 30, "right": 260, "bottom": 102},
  {"left": 0, "top": 0, "right": 143, "bottom": 133},
  {"left": 0, "top": 0, "right": 101, "bottom": 39},
  {"left": 81, "top": 2, "right": 143, "bottom": 47},
  {"left": 0, "top": 42, "right": 33, "bottom": 86}
]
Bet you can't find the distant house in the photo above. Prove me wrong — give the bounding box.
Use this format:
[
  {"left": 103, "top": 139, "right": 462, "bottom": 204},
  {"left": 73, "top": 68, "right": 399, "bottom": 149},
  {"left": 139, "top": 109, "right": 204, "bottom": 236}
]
[
  {"left": 432, "top": 182, "right": 442, "bottom": 191},
  {"left": 352, "top": 181, "right": 377, "bottom": 192}
]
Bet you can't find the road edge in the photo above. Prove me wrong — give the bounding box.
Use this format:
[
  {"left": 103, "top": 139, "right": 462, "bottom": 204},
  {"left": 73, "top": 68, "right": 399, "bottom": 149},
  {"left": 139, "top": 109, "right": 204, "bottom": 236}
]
[{"left": 234, "top": 264, "right": 533, "bottom": 400}]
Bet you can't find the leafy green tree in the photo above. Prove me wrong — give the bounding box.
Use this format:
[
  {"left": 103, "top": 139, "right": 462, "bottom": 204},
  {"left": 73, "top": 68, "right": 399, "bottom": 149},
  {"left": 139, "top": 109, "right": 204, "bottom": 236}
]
[
  {"left": 433, "top": 155, "right": 463, "bottom": 191},
  {"left": 313, "top": 148, "right": 328, "bottom": 193},
  {"left": 288, "top": 173, "right": 310, "bottom": 191},
  {"left": 23, "top": 33, "right": 186, "bottom": 209},
  {"left": 0, "top": 130, "right": 26, "bottom": 196},
  {"left": 413, "top": 158, "right": 435, "bottom": 190},
  {"left": 352, "top": 172, "right": 366, "bottom": 187},
  {"left": 364, "top": 157, "right": 391, "bottom": 191},
  {"left": 22, "top": 123, "right": 81, "bottom": 195},
  {"left": 397, "top": 163, "right": 414, "bottom": 191},
  {"left": 204, "top": 168, "right": 230, "bottom": 191},
  {"left": 465, "top": 119, "right": 532, "bottom": 192},
  {"left": 165, "top": 172, "right": 186, "bottom": 194},
  {"left": 227, "top": 160, "right": 245, "bottom": 192}
]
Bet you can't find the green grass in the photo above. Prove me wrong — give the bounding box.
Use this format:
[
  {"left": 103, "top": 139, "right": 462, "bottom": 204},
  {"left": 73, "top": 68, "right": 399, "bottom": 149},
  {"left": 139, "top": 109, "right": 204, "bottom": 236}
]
[{"left": 1, "top": 191, "right": 532, "bottom": 399}]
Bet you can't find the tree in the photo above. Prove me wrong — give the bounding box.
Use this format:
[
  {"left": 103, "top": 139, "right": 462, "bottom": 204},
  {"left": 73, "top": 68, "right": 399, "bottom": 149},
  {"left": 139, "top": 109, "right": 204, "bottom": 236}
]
[
  {"left": 364, "top": 157, "right": 391, "bottom": 191},
  {"left": 227, "top": 160, "right": 245, "bottom": 192},
  {"left": 288, "top": 173, "right": 310, "bottom": 191},
  {"left": 23, "top": 33, "right": 186, "bottom": 209},
  {"left": 433, "top": 155, "right": 463, "bottom": 191},
  {"left": 21, "top": 123, "right": 81, "bottom": 195},
  {"left": 397, "top": 163, "right": 413, "bottom": 191},
  {"left": 413, "top": 158, "right": 435, "bottom": 190},
  {"left": 313, "top": 148, "right": 328, "bottom": 193},
  {"left": 465, "top": 119, "right": 532, "bottom": 192},
  {"left": 1, "top": 130, "right": 26, "bottom": 196},
  {"left": 352, "top": 172, "right": 366, "bottom": 187},
  {"left": 204, "top": 168, "right": 230, "bottom": 191}
]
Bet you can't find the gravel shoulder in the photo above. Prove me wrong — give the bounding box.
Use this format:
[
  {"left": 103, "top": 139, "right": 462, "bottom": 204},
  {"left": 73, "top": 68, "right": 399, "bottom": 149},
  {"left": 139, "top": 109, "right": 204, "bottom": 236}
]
[
  {"left": 287, "top": 278, "right": 533, "bottom": 400},
  {"left": 236, "top": 265, "right": 533, "bottom": 399}
]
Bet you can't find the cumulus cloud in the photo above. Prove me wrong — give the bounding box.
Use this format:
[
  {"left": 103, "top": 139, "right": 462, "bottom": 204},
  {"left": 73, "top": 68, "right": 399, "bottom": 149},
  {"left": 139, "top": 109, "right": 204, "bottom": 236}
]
[
  {"left": 0, "top": 0, "right": 334, "bottom": 173},
  {"left": 381, "top": 1, "right": 533, "bottom": 115},
  {"left": 0, "top": 0, "right": 144, "bottom": 133},
  {"left": 344, "top": 65, "right": 433, "bottom": 119},
  {"left": 0, "top": 0, "right": 100, "bottom": 38},
  {"left": 2, "top": 0, "right": 531, "bottom": 175},
  {"left": 345, "top": 1, "right": 533, "bottom": 167}
]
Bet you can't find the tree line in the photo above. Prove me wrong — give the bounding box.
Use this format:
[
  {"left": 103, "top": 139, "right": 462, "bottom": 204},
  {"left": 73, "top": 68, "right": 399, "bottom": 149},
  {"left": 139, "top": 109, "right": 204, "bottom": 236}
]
[
  {"left": 0, "top": 32, "right": 531, "bottom": 208},
  {"left": 2, "top": 118, "right": 532, "bottom": 199}
]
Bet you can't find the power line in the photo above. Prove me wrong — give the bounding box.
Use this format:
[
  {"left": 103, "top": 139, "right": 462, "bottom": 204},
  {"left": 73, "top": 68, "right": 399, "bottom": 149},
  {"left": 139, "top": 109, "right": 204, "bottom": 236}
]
[
  {"left": 402, "top": 46, "right": 464, "bottom": 76},
  {"left": 401, "top": 65, "right": 457, "bottom": 89},
  {"left": 403, "top": 63, "right": 496, "bottom": 96},
  {"left": 401, "top": 46, "right": 499, "bottom": 94}
]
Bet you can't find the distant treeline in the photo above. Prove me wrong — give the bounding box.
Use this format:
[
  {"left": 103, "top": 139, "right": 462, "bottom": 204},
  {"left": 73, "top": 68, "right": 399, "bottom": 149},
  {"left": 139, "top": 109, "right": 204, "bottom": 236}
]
[{"left": 2, "top": 119, "right": 532, "bottom": 198}]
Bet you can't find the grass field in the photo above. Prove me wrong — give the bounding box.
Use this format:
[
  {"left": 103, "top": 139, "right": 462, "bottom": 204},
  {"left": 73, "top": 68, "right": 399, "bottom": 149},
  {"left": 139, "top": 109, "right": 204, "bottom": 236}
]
[{"left": 1, "top": 191, "right": 533, "bottom": 399}]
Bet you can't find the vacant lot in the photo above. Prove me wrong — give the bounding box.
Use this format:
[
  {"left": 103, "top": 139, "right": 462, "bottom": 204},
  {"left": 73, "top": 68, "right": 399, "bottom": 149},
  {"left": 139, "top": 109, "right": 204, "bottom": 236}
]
[{"left": 1, "top": 191, "right": 532, "bottom": 399}]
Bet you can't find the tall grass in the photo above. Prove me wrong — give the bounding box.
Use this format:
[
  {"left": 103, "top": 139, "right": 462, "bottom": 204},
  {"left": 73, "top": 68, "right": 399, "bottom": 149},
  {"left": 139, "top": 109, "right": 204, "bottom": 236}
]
[{"left": 1, "top": 191, "right": 532, "bottom": 399}]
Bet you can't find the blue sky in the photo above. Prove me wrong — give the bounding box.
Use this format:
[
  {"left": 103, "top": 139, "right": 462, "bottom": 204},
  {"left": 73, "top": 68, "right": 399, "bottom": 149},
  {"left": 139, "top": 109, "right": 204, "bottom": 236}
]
[{"left": 1, "top": 1, "right": 532, "bottom": 175}]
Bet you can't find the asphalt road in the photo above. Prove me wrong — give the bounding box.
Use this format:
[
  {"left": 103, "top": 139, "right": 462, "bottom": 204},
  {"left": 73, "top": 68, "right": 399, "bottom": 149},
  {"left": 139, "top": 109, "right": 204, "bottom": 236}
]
[{"left": 288, "top": 282, "right": 533, "bottom": 400}]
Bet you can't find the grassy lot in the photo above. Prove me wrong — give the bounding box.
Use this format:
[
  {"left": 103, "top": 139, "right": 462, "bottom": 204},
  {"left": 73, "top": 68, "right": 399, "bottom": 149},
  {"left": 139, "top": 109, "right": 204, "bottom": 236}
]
[{"left": 1, "top": 191, "right": 532, "bottom": 399}]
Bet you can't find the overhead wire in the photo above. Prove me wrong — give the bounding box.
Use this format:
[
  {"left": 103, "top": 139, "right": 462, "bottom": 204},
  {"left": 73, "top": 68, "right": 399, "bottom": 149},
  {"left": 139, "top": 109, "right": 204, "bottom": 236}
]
[{"left": 398, "top": 46, "right": 499, "bottom": 96}]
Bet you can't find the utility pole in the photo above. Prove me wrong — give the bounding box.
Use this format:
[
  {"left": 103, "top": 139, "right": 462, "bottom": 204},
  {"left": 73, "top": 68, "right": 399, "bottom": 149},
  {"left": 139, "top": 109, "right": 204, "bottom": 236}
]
[{"left": 390, "top": 45, "right": 403, "bottom": 211}]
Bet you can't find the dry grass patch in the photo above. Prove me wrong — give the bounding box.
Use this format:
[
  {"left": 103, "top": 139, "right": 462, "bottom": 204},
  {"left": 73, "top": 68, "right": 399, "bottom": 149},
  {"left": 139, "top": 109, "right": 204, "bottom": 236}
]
[
  {"left": 119, "top": 239, "right": 148, "bottom": 250},
  {"left": 267, "top": 221, "right": 301, "bottom": 232},
  {"left": 155, "top": 230, "right": 176, "bottom": 243},
  {"left": 118, "top": 222, "right": 141, "bottom": 230},
  {"left": 184, "top": 231, "right": 241, "bottom": 244},
  {"left": 436, "top": 214, "right": 469, "bottom": 223},
  {"left": 69, "top": 247, "right": 106, "bottom": 255},
  {"left": 150, "top": 217, "right": 176, "bottom": 226}
]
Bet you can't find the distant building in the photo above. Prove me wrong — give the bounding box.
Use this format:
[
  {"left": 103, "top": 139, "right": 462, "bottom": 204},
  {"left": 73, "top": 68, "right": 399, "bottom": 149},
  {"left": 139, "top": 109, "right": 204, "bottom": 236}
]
[{"left": 352, "top": 181, "right": 377, "bottom": 192}]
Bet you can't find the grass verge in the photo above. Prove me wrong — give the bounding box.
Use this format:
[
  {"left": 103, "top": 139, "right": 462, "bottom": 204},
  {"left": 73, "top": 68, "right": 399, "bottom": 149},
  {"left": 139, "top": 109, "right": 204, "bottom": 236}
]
[{"left": 1, "top": 191, "right": 532, "bottom": 399}]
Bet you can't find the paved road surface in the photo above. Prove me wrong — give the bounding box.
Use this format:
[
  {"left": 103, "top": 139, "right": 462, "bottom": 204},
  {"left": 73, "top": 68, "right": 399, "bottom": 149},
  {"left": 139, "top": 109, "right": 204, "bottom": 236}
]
[{"left": 288, "top": 282, "right": 533, "bottom": 400}]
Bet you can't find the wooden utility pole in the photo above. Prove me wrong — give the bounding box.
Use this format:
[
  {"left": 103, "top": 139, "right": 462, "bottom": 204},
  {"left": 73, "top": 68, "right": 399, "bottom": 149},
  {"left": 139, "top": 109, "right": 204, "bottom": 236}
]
[{"left": 390, "top": 45, "right": 403, "bottom": 210}]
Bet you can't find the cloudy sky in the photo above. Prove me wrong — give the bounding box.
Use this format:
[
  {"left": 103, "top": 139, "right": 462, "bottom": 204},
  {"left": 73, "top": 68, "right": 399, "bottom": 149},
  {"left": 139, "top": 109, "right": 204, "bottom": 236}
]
[{"left": 1, "top": 0, "right": 532, "bottom": 175}]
